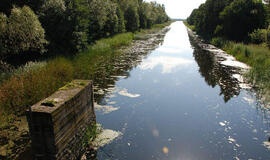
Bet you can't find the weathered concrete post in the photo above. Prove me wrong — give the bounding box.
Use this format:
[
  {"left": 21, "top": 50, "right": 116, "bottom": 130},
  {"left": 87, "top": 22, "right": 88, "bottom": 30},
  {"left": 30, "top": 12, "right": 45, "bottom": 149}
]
[{"left": 26, "top": 80, "right": 96, "bottom": 160}]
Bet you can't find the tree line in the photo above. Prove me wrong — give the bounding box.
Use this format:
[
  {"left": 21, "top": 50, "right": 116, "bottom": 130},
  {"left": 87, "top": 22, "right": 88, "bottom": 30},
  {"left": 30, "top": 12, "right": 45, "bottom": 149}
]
[
  {"left": 0, "top": 0, "right": 169, "bottom": 61},
  {"left": 187, "top": 0, "right": 268, "bottom": 42}
]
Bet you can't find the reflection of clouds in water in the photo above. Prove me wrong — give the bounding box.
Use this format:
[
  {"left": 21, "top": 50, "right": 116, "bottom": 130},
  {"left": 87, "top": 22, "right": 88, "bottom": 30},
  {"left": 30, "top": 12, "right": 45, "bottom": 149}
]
[
  {"left": 156, "top": 46, "right": 189, "bottom": 54},
  {"left": 139, "top": 56, "right": 193, "bottom": 73},
  {"left": 162, "top": 22, "right": 191, "bottom": 48},
  {"left": 95, "top": 103, "right": 119, "bottom": 114},
  {"left": 243, "top": 97, "right": 255, "bottom": 105},
  {"left": 118, "top": 88, "right": 140, "bottom": 98}
]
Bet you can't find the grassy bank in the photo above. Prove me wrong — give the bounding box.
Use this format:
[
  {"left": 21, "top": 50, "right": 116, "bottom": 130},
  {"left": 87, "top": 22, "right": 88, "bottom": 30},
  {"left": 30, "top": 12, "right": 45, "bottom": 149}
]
[
  {"left": 0, "top": 22, "right": 171, "bottom": 129},
  {"left": 184, "top": 21, "right": 270, "bottom": 97},
  {"left": 211, "top": 39, "right": 270, "bottom": 92}
]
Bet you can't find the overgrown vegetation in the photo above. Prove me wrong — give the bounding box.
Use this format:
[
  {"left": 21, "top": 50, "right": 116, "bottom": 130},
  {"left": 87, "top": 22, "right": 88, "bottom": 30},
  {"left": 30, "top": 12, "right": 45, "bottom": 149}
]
[
  {"left": 0, "top": 22, "right": 170, "bottom": 129},
  {"left": 186, "top": 0, "right": 270, "bottom": 98},
  {"left": 210, "top": 38, "right": 270, "bottom": 92},
  {"left": 0, "top": 0, "right": 169, "bottom": 128},
  {"left": 0, "top": 0, "right": 169, "bottom": 61},
  {"left": 82, "top": 124, "right": 101, "bottom": 147},
  {"left": 187, "top": 0, "right": 267, "bottom": 40},
  {"left": 0, "top": 1, "right": 169, "bottom": 158}
]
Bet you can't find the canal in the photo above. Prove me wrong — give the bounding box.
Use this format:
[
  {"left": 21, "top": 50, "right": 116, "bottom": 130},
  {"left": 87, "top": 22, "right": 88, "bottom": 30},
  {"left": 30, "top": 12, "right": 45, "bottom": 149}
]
[{"left": 94, "top": 22, "right": 270, "bottom": 160}]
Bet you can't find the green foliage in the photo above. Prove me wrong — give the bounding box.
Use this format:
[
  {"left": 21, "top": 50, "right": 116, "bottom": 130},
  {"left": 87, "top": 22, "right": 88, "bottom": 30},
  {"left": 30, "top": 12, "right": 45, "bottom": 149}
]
[
  {"left": 183, "top": 21, "right": 195, "bottom": 31},
  {"left": 249, "top": 29, "right": 268, "bottom": 44},
  {"left": 187, "top": 0, "right": 267, "bottom": 41},
  {"left": 220, "top": 0, "right": 267, "bottom": 41},
  {"left": 139, "top": 2, "right": 168, "bottom": 29},
  {"left": 38, "top": 0, "right": 68, "bottom": 52},
  {"left": 0, "top": 21, "right": 170, "bottom": 134},
  {"left": 59, "top": 80, "right": 87, "bottom": 90},
  {"left": 125, "top": 5, "right": 140, "bottom": 32},
  {"left": 188, "top": 0, "right": 229, "bottom": 39},
  {"left": 0, "top": 31, "right": 135, "bottom": 115},
  {"left": 187, "top": 9, "right": 198, "bottom": 26},
  {"left": 88, "top": 0, "right": 126, "bottom": 41},
  {"left": 228, "top": 43, "right": 270, "bottom": 89},
  {"left": 267, "top": 28, "right": 270, "bottom": 48},
  {"left": 0, "top": 6, "right": 47, "bottom": 59},
  {"left": 73, "top": 32, "right": 134, "bottom": 79},
  {"left": 210, "top": 39, "right": 270, "bottom": 92},
  {"left": 210, "top": 37, "right": 229, "bottom": 48},
  {"left": 82, "top": 124, "right": 101, "bottom": 147},
  {"left": 0, "top": 57, "right": 74, "bottom": 114},
  {"left": 0, "top": 0, "right": 168, "bottom": 60}
]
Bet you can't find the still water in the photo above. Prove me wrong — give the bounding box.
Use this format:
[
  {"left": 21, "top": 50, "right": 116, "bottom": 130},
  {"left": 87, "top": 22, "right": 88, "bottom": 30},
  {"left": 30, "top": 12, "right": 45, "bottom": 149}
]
[{"left": 94, "top": 22, "right": 270, "bottom": 160}]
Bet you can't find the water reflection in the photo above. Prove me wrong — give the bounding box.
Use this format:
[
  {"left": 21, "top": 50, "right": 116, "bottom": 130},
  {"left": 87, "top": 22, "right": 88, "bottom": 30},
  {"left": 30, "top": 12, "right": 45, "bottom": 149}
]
[
  {"left": 94, "top": 22, "right": 270, "bottom": 160},
  {"left": 93, "top": 28, "right": 168, "bottom": 105},
  {"left": 139, "top": 56, "right": 192, "bottom": 74},
  {"left": 189, "top": 35, "right": 241, "bottom": 103}
]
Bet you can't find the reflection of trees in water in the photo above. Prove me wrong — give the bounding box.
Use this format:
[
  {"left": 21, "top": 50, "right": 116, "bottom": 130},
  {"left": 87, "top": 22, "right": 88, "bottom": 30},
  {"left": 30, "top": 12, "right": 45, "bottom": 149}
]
[
  {"left": 92, "top": 33, "right": 166, "bottom": 104},
  {"left": 189, "top": 37, "right": 240, "bottom": 103}
]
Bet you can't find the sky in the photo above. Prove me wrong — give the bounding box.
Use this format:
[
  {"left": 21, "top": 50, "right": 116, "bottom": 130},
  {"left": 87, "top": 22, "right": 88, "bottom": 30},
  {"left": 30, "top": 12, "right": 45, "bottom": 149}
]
[{"left": 144, "top": 0, "right": 206, "bottom": 19}]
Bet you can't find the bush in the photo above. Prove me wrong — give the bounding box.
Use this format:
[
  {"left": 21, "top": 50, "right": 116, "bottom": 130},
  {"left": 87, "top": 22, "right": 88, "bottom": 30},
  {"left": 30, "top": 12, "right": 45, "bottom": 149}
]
[
  {"left": 249, "top": 29, "right": 267, "bottom": 44},
  {"left": 219, "top": 0, "right": 267, "bottom": 41},
  {"left": 0, "top": 6, "right": 48, "bottom": 60},
  {"left": 210, "top": 37, "right": 228, "bottom": 48}
]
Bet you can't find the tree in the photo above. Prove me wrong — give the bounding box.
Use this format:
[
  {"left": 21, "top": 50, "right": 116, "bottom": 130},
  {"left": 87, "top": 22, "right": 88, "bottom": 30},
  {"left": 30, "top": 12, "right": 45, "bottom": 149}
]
[
  {"left": 219, "top": 0, "right": 267, "bottom": 41},
  {"left": 0, "top": 6, "right": 47, "bottom": 60},
  {"left": 38, "top": 0, "right": 67, "bottom": 53},
  {"left": 187, "top": 0, "right": 267, "bottom": 41},
  {"left": 125, "top": 5, "right": 140, "bottom": 32}
]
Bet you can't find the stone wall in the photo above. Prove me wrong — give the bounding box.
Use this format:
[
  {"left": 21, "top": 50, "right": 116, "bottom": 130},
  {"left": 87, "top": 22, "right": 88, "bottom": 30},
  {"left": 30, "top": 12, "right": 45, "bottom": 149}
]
[{"left": 26, "top": 80, "right": 96, "bottom": 160}]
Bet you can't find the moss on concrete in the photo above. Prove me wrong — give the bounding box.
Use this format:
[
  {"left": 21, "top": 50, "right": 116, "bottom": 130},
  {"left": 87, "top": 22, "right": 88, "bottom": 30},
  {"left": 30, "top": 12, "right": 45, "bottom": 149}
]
[{"left": 59, "top": 80, "right": 88, "bottom": 91}]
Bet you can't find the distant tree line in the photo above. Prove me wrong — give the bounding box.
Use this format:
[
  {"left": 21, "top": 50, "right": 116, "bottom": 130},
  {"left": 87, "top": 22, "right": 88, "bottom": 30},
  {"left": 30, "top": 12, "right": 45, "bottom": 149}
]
[
  {"left": 187, "top": 0, "right": 267, "bottom": 42},
  {"left": 0, "top": 0, "right": 169, "bottom": 61}
]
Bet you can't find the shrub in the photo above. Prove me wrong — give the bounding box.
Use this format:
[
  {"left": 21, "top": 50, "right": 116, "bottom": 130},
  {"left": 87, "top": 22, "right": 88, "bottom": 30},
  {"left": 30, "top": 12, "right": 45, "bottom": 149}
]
[
  {"left": 210, "top": 37, "right": 228, "bottom": 48},
  {"left": 249, "top": 29, "right": 267, "bottom": 44},
  {"left": 0, "top": 6, "right": 48, "bottom": 60}
]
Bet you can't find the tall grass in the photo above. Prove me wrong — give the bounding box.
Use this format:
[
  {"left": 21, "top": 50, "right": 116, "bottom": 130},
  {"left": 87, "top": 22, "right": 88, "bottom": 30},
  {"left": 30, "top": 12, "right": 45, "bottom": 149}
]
[
  {"left": 73, "top": 33, "right": 134, "bottom": 79},
  {"left": 0, "top": 32, "right": 136, "bottom": 127},
  {"left": 183, "top": 21, "right": 195, "bottom": 31},
  {"left": 134, "top": 21, "right": 172, "bottom": 40},
  {"left": 211, "top": 37, "right": 270, "bottom": 92}
]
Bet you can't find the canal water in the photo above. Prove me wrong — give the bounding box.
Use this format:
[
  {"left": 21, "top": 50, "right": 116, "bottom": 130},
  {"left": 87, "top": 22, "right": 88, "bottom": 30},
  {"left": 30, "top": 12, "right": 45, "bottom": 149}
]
[{"left": 94, "top": 22, "right": 270, "bottom": 160}]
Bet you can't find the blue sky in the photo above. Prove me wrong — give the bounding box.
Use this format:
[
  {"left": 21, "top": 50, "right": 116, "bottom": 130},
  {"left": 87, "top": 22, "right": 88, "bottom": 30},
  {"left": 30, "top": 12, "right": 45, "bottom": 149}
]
[{"left": 144, "top": 0, "right": 206, "bottom": 19}]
